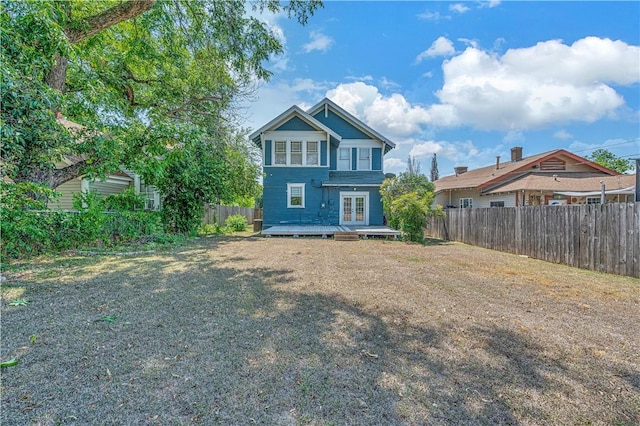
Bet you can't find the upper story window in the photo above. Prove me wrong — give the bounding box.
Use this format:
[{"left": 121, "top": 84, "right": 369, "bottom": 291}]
[
  {"left": 273, "top": 140, "right": 320, "bottom": 166},
  {"left": 338, "top": 147, "right": 351, "bottom": 170},
  {"left": 290, "top": 141, "right": 302, "bottom": 165},
  {"left": 275, "top": 141, "right": 287, "bottom": 165},
  {"left": 358, "top": 148, "right": 371, "bottom": 170},
  {"left": 306, "top": 141, "right": 318, "bottom": 166}
]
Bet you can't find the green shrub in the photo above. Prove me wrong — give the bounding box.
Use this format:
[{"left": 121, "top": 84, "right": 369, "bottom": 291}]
[{"left": 225, "top": 214, "right": 248, "bottom": 232}]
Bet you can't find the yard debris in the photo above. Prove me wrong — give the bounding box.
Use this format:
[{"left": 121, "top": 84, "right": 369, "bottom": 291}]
[{"left": 360, "top": 350, "right": 379, "bottom": 359}]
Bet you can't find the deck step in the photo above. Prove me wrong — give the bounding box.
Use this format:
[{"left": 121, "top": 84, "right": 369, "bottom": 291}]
[{"left": 334, "top": 231, "right": 359, "bottom": 241}]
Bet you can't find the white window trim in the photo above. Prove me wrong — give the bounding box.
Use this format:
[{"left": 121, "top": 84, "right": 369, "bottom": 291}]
[
  {"left": 272, "top": 140, "right": 322, "bottom": 167},
  {"left": 358, "top": 147, "right": 371, "bottom": 171},
  {"left": 460, "top": 198, "right": 473, "bottom": 208},
  {"left": 337, "top": 147, "right": 351, "bottom": 171},
  {"left": 287, "top": 183, "right": 305, "bottom": 208}
]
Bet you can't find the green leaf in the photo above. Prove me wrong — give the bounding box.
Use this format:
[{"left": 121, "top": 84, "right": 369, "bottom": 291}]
[
  {"left": 9, "top": 298, "right": 30, "bottom": 306},
  {"left": 0, "top": 358, "right": 20, "bottom": 368},
  {"left": 96, "top": 315, "right": 117, "bottom": 323}
]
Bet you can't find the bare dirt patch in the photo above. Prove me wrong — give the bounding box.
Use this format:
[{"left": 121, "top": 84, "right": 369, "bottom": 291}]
[{"left": 2, "top": 236, "right": 638, "bottom": 425}]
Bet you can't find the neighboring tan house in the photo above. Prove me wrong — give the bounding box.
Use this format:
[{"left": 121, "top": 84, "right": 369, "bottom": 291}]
[
  {"left": 47, "top": 118, "right": 161, "bottom": 211},
  {"left": 434, "top": 147, "right": 635, "bottom": 208},
  {"left": 249, "top": 98, "right": 395, "bottom": 227}
]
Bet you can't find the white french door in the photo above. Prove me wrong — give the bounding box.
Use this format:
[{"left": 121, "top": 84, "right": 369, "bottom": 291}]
[{"left": 340, "top": 192, "right": 369, "bottom": 225}]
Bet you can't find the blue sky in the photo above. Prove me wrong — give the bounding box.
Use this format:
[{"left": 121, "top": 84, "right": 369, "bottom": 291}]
[{"left": 245, "top": 1, "right": 640, "bottom": 177}]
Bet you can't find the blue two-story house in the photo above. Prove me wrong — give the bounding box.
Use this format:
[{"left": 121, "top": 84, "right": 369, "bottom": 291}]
[{"left": 249, "top": 98, "right": 395, "bottom": 228}]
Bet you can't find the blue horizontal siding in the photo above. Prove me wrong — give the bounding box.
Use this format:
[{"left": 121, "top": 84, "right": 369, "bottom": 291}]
[
  {"left": 263, "top": 167, "right": 384, "bottom": 226},
  {"left": 275, "top": 116, "right": 317, "bottom": 131},
  {"left": 263, "top": 168, "right": 330, "bottom": 226},
  {"left": 313, "top": 109, "right": 370, "bottom": 139}
]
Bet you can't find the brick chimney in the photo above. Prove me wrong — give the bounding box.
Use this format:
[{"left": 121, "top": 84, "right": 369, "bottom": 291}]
[
  {"left": 511, "top": 146, "right": 523, "bottom": 162},
  {"left": 454, "top": 166, "right": 468, "bottom": 176}
]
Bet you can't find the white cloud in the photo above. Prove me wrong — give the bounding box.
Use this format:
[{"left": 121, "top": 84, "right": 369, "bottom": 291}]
[
  {"left": 417, "top": 11, "right": 449, "bottom": 22},
  {"left": 457, "top": 38, "right": 479, "bottom": 49},
  {"left": 303, "top": 31, "right": 334, "bottom": 53},
  {"left": 554, "top": 130, "right": 573, "bottom": 140},
  {"left": 409, "top": 140, "right": 444, "bottom": 157},
  {"left": 416, "top": 36, "right": 456, "bottom": 63},
  {"left": 384, "top": 157, "right": 407, "bottom": 174},
  {"left": 449, "top": 4, "right": 470, "bottom": 13},
  {"left": 480, "top": 0, "right": 501, "bottom": 8},
  {"left": 327, "top": 82, "right": 433, "bottom": 139},
  {"left": 429, "top": 37, "right": 640, "bottom": 131}
]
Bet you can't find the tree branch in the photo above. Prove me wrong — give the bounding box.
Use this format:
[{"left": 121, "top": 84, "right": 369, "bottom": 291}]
[
  {"left": 166, "top": 96, "right": 223, "bottom": 118},
  {"left": 67, "top": 0, "right": 157, "bottom": 44}
]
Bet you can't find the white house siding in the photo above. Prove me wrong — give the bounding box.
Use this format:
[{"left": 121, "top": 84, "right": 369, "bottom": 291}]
[
  {"left": 476, "top": 193, "right": 517, "bottom": 208},
  {"left": 48, "top": 178, "right": 82, "bottom": 210},
  {"left": 90, "top": 179, "right": 131, "bottom": 197}
]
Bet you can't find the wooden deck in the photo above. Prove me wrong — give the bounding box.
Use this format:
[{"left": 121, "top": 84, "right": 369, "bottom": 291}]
[{"left": 261, "top": 225, "right": 401, "bottom": 238}]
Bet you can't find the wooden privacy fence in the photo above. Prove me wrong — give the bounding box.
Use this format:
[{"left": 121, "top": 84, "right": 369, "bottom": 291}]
[
  {"left": 425, "top": 203, "right": 639, "bottom": 278},
  {"left": 202, "top": 204, "right": 262, "bottom": 226}
]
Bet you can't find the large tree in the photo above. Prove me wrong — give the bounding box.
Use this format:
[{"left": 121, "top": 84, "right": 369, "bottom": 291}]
[
  {"left": 1, "top": 0, "right": 321, "bottom": 188},
  {"left": 587, "top": 149, "right": 633, "bottom": 174}
]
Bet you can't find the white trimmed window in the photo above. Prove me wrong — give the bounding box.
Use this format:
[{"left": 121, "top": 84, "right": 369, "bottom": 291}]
[
  {"left": 275, "top": 141, "right": 287, "bottom": 165},
  {"left": 287, "top": 183, "right": 305, "bottom": 208},
  {"left": 273, "top": 140, "right": 320, "bottom": 166},
  {"left": 358, "top": 148, "right": 371, "bottom": 170},
  {"left": 459, "top": 198, "right": 473, "bottom": 208},
  {"left": 290, "top": 141, "right": 303, "bottom": 165},
  {"left": 338, "top": 147, "right": 351, "bottom": 170},
  {"left": 306, "top": 141, "right": 318, "bottom": 166}
]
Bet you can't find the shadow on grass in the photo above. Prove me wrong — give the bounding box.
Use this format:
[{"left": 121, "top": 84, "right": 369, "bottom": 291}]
[{"left": 1, "top": 238, "right": 637, "bottom": 425}]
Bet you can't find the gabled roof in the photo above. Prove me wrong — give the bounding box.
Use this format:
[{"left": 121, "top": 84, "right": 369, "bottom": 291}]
[
  {"left": 307, "top": 98, "right": 396, "bottom": 153},
  {"left": 434, "top": 149, "right": 620, "bottom": 193},
  {"left": 249, "top": 105, "right": 341, "bottom": 147}
]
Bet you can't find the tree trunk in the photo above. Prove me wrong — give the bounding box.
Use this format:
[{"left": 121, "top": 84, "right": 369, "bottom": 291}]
[{"left": 44, "top": 54, "right": 68, "bottom": 92}]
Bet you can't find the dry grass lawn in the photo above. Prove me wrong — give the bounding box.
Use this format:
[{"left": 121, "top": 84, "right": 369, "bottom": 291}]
[{"left": 1, "top": 236, "right": 639, "bottom": 425}]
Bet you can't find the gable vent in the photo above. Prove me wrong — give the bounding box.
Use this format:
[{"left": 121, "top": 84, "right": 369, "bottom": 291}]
[{"left": 540, "top": 157, "right": 566, "bottom": 171}]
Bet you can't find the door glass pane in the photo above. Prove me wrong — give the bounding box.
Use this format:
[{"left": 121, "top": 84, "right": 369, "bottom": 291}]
[
  {"left": 355, "top": 197, "right": 364, "bottom": 221},
  {"left": 343, "top": 197, "right": 352, "bottom": 221}
]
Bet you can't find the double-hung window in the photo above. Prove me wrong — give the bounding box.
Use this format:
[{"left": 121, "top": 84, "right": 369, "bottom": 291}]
[
  {"left": 338, "top": 148, "right": 351, "bottom": 170},
  {"left": 273, "top": 140, "right": 319, "bottom": 166},
  {"left": 290, "top": 141, "right": 303, "bottom": 165},
  {"left": 287, "top": 183, "right": 305, "bottom": 208},
  {"left": 306, "top": 141, "right": 318, "bottom": 166},
  {"left": 275, "top": 141, "right": 287, "bottom": 165},
  {"left": 358, "top": 148, "right": 371, "bottom": 170}
]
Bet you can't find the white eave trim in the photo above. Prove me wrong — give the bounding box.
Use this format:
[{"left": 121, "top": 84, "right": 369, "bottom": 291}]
[
  {"left": 249, "top": 105, "right": 341, "bottom": 143},
  {"left": 306, "top": 98, "right": 396, "bottom": 150}
]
